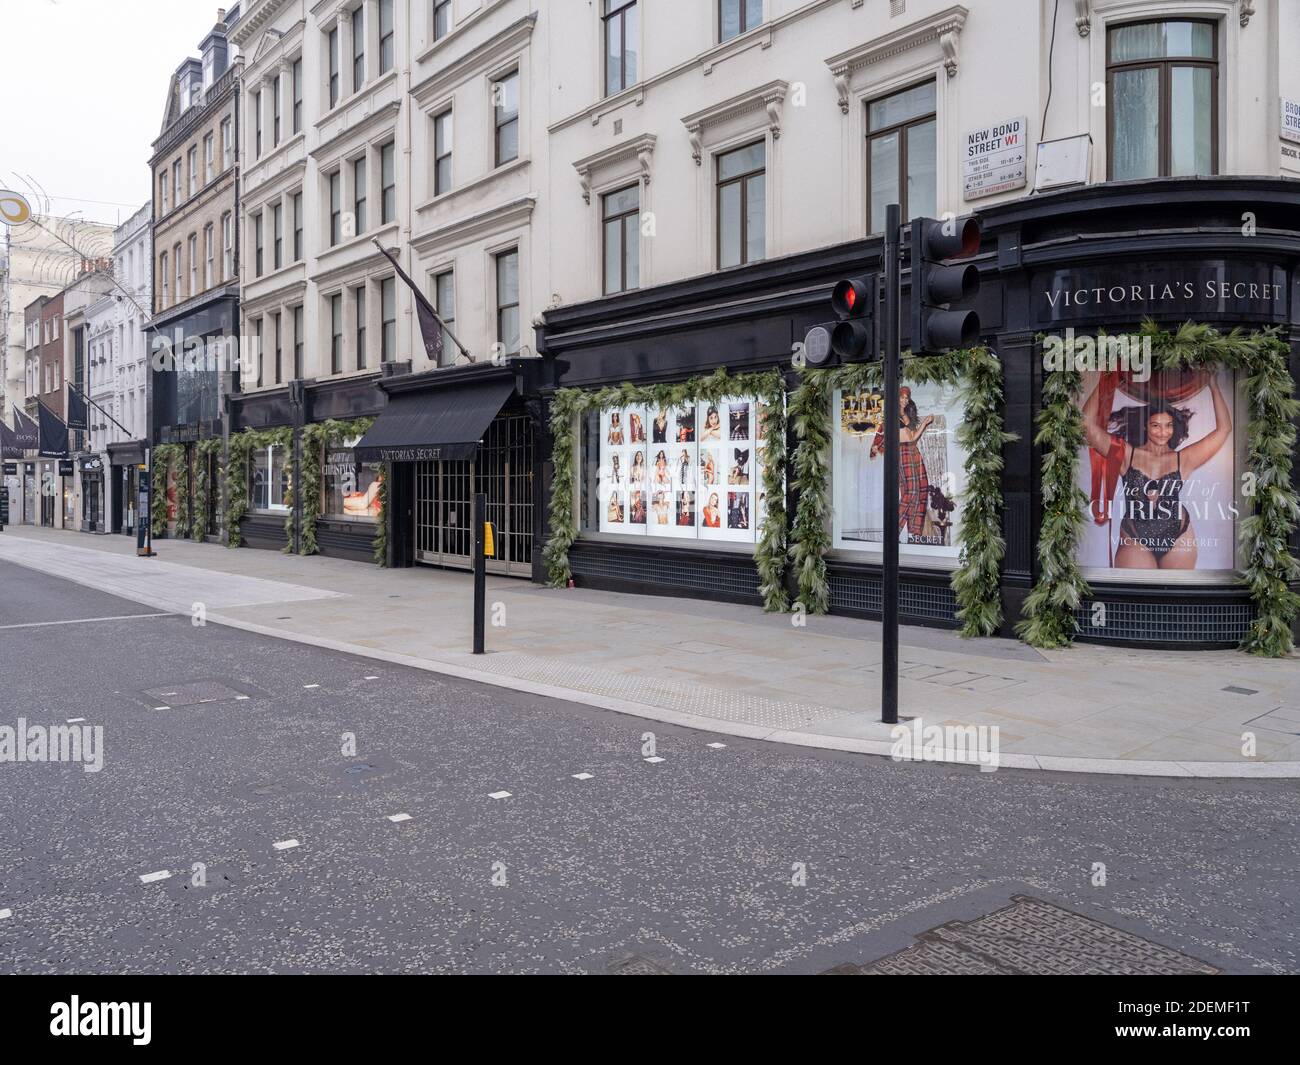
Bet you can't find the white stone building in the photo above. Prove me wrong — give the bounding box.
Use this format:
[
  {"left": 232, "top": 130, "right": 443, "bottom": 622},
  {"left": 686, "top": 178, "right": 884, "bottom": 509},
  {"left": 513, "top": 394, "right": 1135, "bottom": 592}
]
[{"left": 85, "top": 203, "right": 152, "bottom": 536}]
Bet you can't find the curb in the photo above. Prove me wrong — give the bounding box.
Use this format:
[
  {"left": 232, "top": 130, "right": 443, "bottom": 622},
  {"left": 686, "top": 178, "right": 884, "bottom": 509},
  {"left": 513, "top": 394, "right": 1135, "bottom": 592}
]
[{"left": 3, "top": 542, "right": 1297, "bottom": 779}]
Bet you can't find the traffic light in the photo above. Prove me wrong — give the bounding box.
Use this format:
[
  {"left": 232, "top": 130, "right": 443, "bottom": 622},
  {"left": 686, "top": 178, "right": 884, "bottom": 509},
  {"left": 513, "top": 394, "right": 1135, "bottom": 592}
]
[
  {"left": 803, "top": 274, "right": 879, "bottom": 368},
  {"left": 909, "top": 216, "right": 982, "bottom": 353}
]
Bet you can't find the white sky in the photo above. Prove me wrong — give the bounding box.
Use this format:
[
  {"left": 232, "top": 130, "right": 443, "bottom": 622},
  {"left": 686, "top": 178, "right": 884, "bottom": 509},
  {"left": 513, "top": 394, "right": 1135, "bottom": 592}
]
[{"left": 2, "top": 0, "right": 236, "bottom": 227}]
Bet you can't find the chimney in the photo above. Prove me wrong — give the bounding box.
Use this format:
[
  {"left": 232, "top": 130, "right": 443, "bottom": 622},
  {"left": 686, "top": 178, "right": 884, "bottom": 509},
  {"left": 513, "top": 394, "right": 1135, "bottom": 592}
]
[{"left": 217, "top": 8, "right": 226, "bottom": 22}]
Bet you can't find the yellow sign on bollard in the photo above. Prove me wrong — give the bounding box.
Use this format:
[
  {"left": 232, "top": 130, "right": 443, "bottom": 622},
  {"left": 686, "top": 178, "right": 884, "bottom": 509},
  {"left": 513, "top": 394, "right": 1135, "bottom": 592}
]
[{"left": 484, "top": 522, "right": 496, "bottom": 557}]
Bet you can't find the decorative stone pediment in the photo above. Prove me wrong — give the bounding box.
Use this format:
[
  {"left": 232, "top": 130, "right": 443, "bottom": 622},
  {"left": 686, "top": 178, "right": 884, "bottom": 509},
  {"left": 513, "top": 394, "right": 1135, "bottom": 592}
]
[
  {"left": 681, "top": 80, "right": 788, "bottom": 166},
  {"left": 573, "top": 134, "right": 656, "bottom": 204},
  {"left": 825, "top": 5, "right": 968, "bottom": 113}
]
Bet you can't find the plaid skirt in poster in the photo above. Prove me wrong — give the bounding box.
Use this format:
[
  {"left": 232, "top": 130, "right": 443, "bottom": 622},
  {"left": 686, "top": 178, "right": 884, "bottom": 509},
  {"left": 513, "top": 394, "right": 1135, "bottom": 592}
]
[{"left": 899, "top": 442, "right": 929, "bottom": 536}]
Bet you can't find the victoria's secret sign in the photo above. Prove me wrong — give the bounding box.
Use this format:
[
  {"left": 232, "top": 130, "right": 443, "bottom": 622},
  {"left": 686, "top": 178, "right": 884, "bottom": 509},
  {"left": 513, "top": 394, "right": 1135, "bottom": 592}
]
[{"left": 1035, "top": 262, "right": 1288, "bottom": 324}]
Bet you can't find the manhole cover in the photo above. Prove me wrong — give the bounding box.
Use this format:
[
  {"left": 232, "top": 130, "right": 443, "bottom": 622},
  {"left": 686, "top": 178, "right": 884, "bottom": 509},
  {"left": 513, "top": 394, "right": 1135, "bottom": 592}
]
[
  {"left": 607, "top": 955, "right": 672, "bottom": 975},
  {"left": 832, "top": 896, "right": 1219, "bottom": 976},
  {"left": 142, "top": 680, "right": 247, "bottom": 707}
]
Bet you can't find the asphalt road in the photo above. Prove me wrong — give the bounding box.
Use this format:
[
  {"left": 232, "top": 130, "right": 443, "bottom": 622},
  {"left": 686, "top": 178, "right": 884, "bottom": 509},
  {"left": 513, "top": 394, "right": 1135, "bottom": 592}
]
[{"left": 0, "top": 559, "right": 1296, "bottom": 974}]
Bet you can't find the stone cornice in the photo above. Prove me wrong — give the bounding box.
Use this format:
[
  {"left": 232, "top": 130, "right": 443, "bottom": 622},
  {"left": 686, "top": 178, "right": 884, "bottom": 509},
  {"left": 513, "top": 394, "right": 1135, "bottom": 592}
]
[
  {"left": 410, "top": 14, "right": 536, "bottom": 107},
  {"left": 231, "top": 0, "right": 294, "bottom": 47},
  {"left": 681, "top": 80, "right": 788, "bottom": 165},
  {"left": 411, "top": 195, "right": 536, "bottom": 254},
  {"left": 825, "top": 4, "right": 968, "bottom": 112},
  {"left": 573, "top": 134, "right": 657, "bottom": 204},
  {"left": 311, "top": 100, "right": 401, "bottom": 164}
]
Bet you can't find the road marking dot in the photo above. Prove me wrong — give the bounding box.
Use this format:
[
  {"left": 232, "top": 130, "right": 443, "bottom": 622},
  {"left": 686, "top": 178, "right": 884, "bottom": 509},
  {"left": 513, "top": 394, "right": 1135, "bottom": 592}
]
[
  {"left": 364, "top": 675, "right": 379, "bottom": 680},
  {"left": 273, "top": 839, "right": 300, "bottom": 850},
  {"left": 488, "top": 790, "right": 511, "bottom": 800},
  {"left": 644, "top": 756, "right": 665, "bottom": 764},
  {"left": 303, "top": 684, "right": 320, "bottom": 690},
  {"left": 139, "top": 870, "right": 171, "bottom": 884},
  {"left": 153, "top": 706, "right": 170, "bottom": 711},
  {"left": 66, "top": 718, "right": 85, "bottom": 724},
  {"left": 0, "top": 908, "right": 12, "bottom": 920},
  {"left": 707, "top": 742, "right": 727, "bottom": 749},
  {"left": 235, "top": 695, "right": 250, "bottom": 701},
  {"left": 386, "top": 813, "right": 412, "bottom": 823},
  {"left": 572, "top": 772, "right": 594, "bottom": 780}
]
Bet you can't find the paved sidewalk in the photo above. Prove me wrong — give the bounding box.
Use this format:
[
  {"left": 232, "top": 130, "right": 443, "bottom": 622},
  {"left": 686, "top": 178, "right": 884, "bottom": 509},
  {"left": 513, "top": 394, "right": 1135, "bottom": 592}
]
[{"left": 2, "top": 525, "right": 1298, "bottom": 777}]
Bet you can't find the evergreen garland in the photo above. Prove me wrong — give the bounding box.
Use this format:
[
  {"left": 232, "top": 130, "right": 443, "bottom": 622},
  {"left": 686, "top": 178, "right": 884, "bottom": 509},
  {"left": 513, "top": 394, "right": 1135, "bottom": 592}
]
[
  {"left": 223, "top": 426, "right": 293, "bottom": 549},
  {"left": 788, "top": 347, "right": 1012, "bottom": 636},
  {"left": 298, "top": 417, "right": 376, "bottom": 556},
  {"left": 372, "top": 466, "right": 389, "bottom": 567},
  {"left": 150, "top": 443, "right": 183, "bottom": 538},
  {"left": 191, "top": 438, "right": 223, "bottom": 542},
  {"left": 1015, "top": 350, "right": 1089, "bottom": 648},
  {"left": 1020, "top": 321, "right": 1300, "bottom": 656},
  {"left": 542, "top": 367, "right": 789, "bottom": 612}
]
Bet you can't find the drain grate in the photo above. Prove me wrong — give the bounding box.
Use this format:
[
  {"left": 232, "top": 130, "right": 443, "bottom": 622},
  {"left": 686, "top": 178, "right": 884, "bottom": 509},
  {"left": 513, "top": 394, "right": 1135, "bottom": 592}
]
[
  {"left": 141, "top": 680, "right": 248, "bottom": 707},
  {"left": 834, "top": 896, "right": 1219, "bottom": 975}
]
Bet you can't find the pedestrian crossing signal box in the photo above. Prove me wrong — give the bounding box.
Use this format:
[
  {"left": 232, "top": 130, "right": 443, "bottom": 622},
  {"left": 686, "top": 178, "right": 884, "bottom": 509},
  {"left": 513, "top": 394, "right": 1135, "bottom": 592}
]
[{"left": 484, "top": 522, "right": 495, "bottom": 558}]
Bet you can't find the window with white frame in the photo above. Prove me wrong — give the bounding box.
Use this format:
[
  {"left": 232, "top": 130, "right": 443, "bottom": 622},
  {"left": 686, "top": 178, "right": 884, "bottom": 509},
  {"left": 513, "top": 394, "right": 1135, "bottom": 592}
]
[
  {"left": 352, "top": 5, "right": 365, "bottom": 92},
  {"left": 250, "top": 443, "right": 290, "bottom": 511},
  {"left": 221, "top": 116, "right": 233, "bottom": 170},
  {"left": 433, "top": 269, "right": 454, "bottom": 366},
  {"left": 327, "top": 25, "right": 340, "bottom": 108},
  {"left": 355, "top": 285, "right": 367, "bottom": 370},
  {"left": 292, "top": 58, "right": 303, "bottom": 133},
  {"left": 433, "top": 109, "right": 452, "bottom": 195},
  {"left": 329, "top": 170, "right": 342, "bottom": 245},
  {"left": 353, "top": 156, "right": 368, "bottom": 233},
  {"left": 221, "top": 211, "right": 233, "bottom": 280},
  {"left": 379, "top": 0, "right": 394, "bottom": 74},
  {"left": 273, "top": 203, "right": 283, "bottom": 269},
  {"left": 603, "top": 185, "right": 640, "bottom": 294},
  {"left": 495, "top": 249, "right": 519, "bottom": 355},
  {"left": 188, "top": 146, "right": 198, "bottom": 195},
  {"left": 720, "top": 0, "right": 762, "bottom": 42},
  {"left": 603, "top": 0, "right": 637, "bottom": 96},
  {"left": 716, "top": 141, "right": 765, "bottom": 268},
  {"left": 866, "top": 81, "right": 936, "bottom": 234},
  {"left": 380, "top": 141, "right": 396, "bottom": 222},
  {"left": 381, "top": 276, "right": 396, "bottom": 362},
  {"left": 204, "top": 133, "right": 215, "bottom": 183},
  {"left": 204, "top": 223, "right": 214, "bottom": 288},
  {"left": 434, "top": 0, "right": 452, "bottom": 41},
  {"left": 188, "top": 233, "right": 198, "bottom": 294},
  {"left": 493, "top": 70, "right": 519, "bottom": 167}
]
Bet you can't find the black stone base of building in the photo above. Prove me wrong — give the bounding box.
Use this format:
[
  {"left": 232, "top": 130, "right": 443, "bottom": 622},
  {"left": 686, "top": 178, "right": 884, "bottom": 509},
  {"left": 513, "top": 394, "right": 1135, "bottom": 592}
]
[{"left": 568, "top": 541, "right": 764, "bottom": 607}]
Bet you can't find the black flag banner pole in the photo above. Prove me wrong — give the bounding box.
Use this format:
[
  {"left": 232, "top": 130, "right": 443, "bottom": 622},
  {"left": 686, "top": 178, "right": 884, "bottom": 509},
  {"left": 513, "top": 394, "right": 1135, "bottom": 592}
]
[
  {"left": 36, "top": 401, "right": 69, "bottom": 459},
  {"left": 65, "top": 382, "right": 88, "bottom": 432},
  {"left": 12, "top": 407, "right": 39, "bottom": 450},
  {"left": 0, "top": 417, "right": 21, "bottom": 459},
  {"left": 67, "top": 382, "right": 132, "bottom": 438},
  {"left": 371, "top": 237, "right": 474, "bottom": 364}
]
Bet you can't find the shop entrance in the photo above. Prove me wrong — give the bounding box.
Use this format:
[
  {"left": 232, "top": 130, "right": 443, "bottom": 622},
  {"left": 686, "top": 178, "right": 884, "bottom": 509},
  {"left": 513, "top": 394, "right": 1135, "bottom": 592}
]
[
  {"left": 84, "top": 475, "right": 101, "bottom": 532},
  {"left": 413, "top": 413, "right": 534, "bottom": 576}
]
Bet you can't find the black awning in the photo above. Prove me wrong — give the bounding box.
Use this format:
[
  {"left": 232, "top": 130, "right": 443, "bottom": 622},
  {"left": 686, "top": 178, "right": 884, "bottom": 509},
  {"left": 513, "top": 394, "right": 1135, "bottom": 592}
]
[{"left": 354, "top": 378, "right": 515, "bottom": 463}]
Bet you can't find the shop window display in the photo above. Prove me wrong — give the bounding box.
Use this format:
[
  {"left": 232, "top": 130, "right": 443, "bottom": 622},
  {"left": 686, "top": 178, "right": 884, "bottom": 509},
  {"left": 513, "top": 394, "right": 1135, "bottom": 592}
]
[
  {"left": 831, "top": 381, "right": 968, "bottom": 563},
  {"left": 586, "top": 395, "right": 771, "bottom": 545},
  {"left": 322, "top": 439, "right": 380, "bottom": 521},
  {"left": 1077, "top": 367, "right": 1239, "bottom": 575}
]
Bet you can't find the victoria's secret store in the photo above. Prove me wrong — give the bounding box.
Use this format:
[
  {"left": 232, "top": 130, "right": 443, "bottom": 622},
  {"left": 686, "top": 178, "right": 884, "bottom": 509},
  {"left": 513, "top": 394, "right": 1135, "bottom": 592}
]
[{"left": 536, "top": 177, "right": 1300, "bottom": 649}]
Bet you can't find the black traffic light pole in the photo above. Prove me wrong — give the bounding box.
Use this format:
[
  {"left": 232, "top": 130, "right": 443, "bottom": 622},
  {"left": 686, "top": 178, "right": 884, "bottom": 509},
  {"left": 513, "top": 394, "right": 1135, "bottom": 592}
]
[
  {"left": 472, "top": 491, "right": 486, "bottom": 654},
  {"left": 881, "top": 204, "right": 902, "bottom": 726}
]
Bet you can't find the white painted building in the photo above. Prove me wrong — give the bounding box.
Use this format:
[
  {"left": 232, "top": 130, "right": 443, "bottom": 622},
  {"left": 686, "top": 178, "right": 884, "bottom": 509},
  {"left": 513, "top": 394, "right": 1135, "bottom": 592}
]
[
  {"left": 84, "top": 203, "right": 152, "bottom": 535},
  {"left": 232, "top": 0, "right": 546, "bottom": 392}
]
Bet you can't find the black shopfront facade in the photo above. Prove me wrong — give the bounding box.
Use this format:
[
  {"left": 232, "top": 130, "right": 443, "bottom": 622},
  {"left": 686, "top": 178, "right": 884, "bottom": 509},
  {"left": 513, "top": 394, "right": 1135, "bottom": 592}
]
[
  {"left": 537, "top": 177, "right": 1300, "bottom": 649},
  {"left": 230, "top": 371, "right": 387, "bottom": 561},
  {"left": 151, "top": 292, "right": 238, "bottom": 540}
]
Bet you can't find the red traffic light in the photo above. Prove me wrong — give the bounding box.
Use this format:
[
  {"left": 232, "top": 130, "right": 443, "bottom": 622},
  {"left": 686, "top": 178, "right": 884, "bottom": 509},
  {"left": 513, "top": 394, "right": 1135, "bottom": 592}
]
[{"left": 832, "top": 277, "right": 875, "bottom": 319}]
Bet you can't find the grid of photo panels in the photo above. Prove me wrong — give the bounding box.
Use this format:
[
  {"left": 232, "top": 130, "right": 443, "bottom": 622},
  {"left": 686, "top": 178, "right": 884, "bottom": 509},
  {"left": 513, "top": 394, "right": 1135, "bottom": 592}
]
[{"left": 598, "top": 396, "right": 770, "bottom": 543}]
